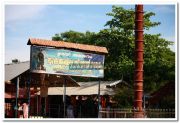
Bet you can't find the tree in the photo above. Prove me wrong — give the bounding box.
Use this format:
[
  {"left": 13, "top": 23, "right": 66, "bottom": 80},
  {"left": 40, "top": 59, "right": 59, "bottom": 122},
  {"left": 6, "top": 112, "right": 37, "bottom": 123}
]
[
  {"left": 52, "top": 30, "right": 97, "bottom": 45},
  {"left": 52, "top": 6, "right": 175, "bottom": 108},
  {"left": 52, "top": 34, "right": 63, "bottom": 41}
]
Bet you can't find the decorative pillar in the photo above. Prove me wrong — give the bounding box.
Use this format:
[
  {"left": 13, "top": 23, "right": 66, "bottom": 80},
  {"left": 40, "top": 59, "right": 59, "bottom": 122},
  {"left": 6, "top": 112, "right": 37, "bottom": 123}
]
[{"left": 134, "top": 4, "right": 144, "bottom": 118}]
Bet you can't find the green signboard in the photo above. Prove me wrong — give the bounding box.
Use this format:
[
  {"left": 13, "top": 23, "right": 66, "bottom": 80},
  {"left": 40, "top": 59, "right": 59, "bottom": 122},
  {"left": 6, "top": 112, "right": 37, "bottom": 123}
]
[{"left": 30, "top": 46, "right": 105, "bottom": 78}]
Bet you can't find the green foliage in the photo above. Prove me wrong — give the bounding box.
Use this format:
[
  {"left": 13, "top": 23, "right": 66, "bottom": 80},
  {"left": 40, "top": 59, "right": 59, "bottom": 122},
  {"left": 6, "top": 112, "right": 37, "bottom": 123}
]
[
  {"left": 143, "top": 34, "right": 175, "bottom": 92},
  {"left": 52, "top": 33, "right": 63, "bottom": 41},
  {"left": 52, "top": 30, "right": 97, "bottom": 45},
  {"left": 113, "top": 86, "right": 133, "bottom": 108},
  {"left": 52, "top": 6, "right": 175, "bottom": 108}
]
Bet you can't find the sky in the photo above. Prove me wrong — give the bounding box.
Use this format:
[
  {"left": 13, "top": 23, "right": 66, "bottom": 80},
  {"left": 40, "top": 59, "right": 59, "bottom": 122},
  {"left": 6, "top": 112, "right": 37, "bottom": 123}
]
[{"left": 5, "top": 4, "right": 176, "bottom": 64}]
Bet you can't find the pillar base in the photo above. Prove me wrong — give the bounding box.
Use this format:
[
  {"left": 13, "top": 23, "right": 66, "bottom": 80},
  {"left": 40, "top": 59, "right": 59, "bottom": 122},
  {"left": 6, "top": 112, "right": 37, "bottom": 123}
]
[{"left": 133, "top": 111, "right": 145, "bottom": 118}]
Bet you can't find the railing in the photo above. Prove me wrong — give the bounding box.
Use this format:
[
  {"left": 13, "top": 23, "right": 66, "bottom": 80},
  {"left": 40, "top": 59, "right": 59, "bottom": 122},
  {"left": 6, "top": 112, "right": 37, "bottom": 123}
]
[
  {"left": 99, "top": 108, "right": 134, "bottom": 118},
  {"left": 28, "top": 105, "right": 175, "bottom": 118},
  {"left": 145, "top": 109, "right": 175, "bottom": 118},
  {"left": 99, "top": 108, "right": 175, "bottom": 118}
]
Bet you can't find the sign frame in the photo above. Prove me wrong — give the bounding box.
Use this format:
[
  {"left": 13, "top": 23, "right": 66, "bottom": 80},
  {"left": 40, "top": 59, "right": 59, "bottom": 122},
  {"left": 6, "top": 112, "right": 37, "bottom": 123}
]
[{"left": 30, "top": 45, "right": 105, "bottom": 78}]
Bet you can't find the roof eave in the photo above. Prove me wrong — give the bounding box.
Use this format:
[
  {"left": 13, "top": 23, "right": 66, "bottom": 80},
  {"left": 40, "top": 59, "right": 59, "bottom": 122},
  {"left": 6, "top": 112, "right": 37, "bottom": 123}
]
[{"left": 27, "top": 38, "right": 108, "bottom": 54}]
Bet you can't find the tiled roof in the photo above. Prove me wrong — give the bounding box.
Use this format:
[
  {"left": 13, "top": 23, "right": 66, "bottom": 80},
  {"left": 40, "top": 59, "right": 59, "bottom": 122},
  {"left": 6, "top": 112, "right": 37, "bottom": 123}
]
[{"left": 27, "top": 38, "right": 108, "bottom": 54}]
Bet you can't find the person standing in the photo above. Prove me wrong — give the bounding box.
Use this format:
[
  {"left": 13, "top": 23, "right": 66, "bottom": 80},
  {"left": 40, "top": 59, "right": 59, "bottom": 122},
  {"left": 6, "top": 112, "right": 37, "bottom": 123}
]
[
  {"left": 22, "top": 102, "right": 29, "bottom": 118},
  {"left": 76, "top": 96, "right": 82, "bottom": 118},
  {"left": 67, "top": 102, "right": 74, "bottom": 118}
]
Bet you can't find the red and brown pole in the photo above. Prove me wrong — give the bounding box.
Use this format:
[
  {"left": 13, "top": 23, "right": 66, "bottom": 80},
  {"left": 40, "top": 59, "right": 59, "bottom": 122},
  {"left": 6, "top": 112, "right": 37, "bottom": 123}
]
[{"left": 134, "top": 4, "right": 144, "bottom": 118}]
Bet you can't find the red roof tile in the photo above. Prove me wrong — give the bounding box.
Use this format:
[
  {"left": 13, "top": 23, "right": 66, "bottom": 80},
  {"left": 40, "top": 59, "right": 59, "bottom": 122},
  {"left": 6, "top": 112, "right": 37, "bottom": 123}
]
[{"left": 27, "top": 38, "right": 108, "bottom": 54}]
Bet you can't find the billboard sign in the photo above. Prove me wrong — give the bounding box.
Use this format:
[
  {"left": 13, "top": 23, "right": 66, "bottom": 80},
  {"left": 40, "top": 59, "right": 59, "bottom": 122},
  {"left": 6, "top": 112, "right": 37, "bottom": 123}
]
[{"left": 30, "top": 46, "right": 105, "bottom": 78}]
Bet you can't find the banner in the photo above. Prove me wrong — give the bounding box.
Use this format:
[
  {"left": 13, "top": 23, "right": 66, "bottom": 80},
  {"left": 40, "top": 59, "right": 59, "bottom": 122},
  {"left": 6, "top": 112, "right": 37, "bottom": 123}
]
[{"left": 30, "top": 46, "right": 105, "bottom": 78}]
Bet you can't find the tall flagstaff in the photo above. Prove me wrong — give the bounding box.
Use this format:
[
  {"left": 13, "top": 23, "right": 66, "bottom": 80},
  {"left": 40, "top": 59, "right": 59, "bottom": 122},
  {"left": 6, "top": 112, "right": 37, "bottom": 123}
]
[{"left": 134, "top": 4, "right": 144, "bottom": 118}]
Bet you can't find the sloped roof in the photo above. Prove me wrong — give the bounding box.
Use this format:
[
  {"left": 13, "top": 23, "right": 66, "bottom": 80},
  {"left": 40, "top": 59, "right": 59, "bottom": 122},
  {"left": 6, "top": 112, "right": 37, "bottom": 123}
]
[
  {"left": 5, "top": 61, "right": 29, "bottom": 82},
  {"left": 149, "top": 81, "right": 175, "bottom": 104},
  {"left": 5, "top": 61, "right": 79, "bottom": 87},
  {"left": 27, "top": 38, "right": 108, "bottom": 54},
  {"left": 37, "top": 81, "right": 126, "bottom": 96}
]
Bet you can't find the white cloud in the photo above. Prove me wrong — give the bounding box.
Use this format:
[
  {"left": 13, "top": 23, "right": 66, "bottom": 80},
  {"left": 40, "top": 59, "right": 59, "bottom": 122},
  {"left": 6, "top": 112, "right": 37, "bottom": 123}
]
[{"left": 5, "top": 5, "right": 47, "bottom": 22}]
